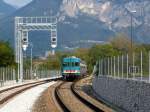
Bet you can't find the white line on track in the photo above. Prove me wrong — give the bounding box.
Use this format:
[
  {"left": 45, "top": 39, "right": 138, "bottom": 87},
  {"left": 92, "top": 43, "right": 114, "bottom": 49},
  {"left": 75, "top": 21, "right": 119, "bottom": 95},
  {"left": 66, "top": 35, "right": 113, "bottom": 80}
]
[{"left": 0, "top": 81, "right": 56, "bottom": 112}]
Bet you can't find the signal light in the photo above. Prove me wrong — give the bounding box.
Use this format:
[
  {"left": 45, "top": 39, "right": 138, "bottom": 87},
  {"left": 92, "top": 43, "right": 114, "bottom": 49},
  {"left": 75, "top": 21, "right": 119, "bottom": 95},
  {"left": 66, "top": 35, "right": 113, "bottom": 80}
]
[
  {"left": 51, "top": 37, "right": 57, "bottom": 48},
  {"left": 22, "top": 38, "right": 28, "bottom": 51}
]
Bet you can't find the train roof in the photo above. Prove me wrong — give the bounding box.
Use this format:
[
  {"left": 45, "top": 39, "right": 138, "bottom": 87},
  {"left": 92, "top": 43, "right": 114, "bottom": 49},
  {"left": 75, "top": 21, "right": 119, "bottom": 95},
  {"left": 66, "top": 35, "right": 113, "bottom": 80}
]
[{"left": 63, "top": 56, "right": 80, "bottom": 62}]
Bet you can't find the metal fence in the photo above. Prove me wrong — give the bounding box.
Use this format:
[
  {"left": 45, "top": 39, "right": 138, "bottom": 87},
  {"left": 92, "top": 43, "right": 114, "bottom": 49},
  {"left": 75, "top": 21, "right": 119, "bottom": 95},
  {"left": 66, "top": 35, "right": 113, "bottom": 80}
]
[
  {"left": 0, "top": 66, "right": 60, "bottom": 87},
  {"left": 0, "top": 67, "right": 16, "bottom": 86},
  {"left": 96, "top": 51, "right": 150, "bottom": 83},
  {"left": 23, "top": 69, "right": 59, "bottom": 80}
]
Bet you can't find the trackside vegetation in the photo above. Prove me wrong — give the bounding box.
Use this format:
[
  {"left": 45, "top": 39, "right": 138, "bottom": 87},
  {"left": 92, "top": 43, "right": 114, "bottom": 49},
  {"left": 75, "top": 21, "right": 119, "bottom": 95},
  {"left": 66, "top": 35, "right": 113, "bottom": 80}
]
[
  {"left": 39, "top": 34, "right": 150, "bottom": 73},
  {"left": 1, "top": 33, "right": 150, "bottom": 74}
]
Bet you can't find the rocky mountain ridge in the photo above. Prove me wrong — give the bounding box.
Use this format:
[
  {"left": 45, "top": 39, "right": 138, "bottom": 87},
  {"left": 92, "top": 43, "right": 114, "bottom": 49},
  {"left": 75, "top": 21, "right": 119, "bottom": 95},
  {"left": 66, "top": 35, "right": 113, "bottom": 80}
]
[{"left": 0, "top": 0, "right": 149, "bottom": 55}]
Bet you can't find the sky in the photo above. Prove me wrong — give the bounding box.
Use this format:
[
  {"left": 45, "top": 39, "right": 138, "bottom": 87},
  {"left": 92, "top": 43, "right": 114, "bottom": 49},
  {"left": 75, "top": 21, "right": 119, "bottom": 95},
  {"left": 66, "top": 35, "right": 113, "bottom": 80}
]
[{"left": 4, "top": 0, "right": 32, "bottom": 8}]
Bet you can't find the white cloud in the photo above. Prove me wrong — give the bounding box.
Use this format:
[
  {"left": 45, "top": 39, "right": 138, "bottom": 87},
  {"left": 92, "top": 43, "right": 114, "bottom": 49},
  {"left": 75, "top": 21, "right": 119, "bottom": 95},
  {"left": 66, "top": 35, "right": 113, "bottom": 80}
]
[{"left": 4, "top": 0, "right": 32, "bottom": 8}]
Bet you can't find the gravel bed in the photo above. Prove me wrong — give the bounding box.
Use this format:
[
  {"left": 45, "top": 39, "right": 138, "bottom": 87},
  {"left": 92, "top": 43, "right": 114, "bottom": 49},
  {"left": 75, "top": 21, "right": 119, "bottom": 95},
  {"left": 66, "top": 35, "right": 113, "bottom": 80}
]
[
  {"left": 0, "top": 82, "right": 55, "bottom": 112},
  {"left": 31, "top": 77, "right": 114, "bottom": 112},
  {"left": 0, "top": 82, "right": 44, "bottom": 105},
  {"left": 32, "top": 82, "right": 62, "bottom": 112},
  {"left": 75, "top": 76, "right": 115, "bottom": 112}
]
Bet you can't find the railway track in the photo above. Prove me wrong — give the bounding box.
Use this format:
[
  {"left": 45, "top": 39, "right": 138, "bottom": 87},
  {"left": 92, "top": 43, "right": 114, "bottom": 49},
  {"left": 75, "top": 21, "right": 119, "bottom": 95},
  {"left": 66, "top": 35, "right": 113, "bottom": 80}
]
[
  {"left": 71, "top": 81, "right": 103, "bottom": 112},
  {"left": 55, "top": 82, "right": 70, "bottom": 112},
  {"left": 55, "top": 80, "right": 104, "bottom": 112},
  {"left": 0, "top": 79, "right": 55, "bottom": 106}
]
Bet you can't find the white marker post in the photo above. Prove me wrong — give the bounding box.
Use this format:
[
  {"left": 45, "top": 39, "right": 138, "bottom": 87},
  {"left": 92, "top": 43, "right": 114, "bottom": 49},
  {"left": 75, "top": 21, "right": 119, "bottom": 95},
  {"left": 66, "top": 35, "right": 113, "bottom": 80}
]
[
  {"left": 149, "top": 51, "right": 150, "bottom": 83},
  {"left": 127, "top": 54, "right": 129, "bottom": 79},
  {"left": 122, "top": 55, "right": 124, "bottom": 78},
  {"left": 141, "top": 51, "right": 143, "bottom": 81},
  {"left": 114, "top": 56, "right": 116, "bottom": 78}
]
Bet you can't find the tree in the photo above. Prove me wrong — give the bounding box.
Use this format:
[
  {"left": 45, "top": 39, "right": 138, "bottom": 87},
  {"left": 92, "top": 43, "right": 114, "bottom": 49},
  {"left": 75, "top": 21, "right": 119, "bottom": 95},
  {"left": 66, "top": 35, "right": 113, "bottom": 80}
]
[
  {"left": 0, "top": 41, "right": 15, "bottom": 67},
  {"left": 109, "top": 33, "right": 132, "bottom": 54},
  {"left": 73, "top": 48, "right": 89, "bottom": 62},
  {"left": 87, "top": 44, "right": 119, "bottom": 73},
  {"left": 141, "top": 44, "right": 150, "bottom": 52}
]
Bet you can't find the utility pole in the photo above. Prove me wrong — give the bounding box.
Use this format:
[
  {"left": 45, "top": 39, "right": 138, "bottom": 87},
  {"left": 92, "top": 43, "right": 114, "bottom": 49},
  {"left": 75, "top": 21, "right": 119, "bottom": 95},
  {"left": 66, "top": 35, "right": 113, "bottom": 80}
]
[{"left": 130, "top": 10, "right": 136, "bottom": 51}]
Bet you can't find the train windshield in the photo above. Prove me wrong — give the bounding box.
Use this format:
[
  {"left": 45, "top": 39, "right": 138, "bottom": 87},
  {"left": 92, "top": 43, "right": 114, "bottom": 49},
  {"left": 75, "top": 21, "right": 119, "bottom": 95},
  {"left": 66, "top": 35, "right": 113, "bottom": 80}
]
[
  {"left": 63, "top": 62, "right": 68, "bottom": 67},
  {"left": 75, "top": 62, "right": 79, "bottom": 66},
  {"left": 63, "top": 62, "right": 80, "bottom": 67},
  {"left": 63, "top": 57, "right": 80, "bottom": 67}
]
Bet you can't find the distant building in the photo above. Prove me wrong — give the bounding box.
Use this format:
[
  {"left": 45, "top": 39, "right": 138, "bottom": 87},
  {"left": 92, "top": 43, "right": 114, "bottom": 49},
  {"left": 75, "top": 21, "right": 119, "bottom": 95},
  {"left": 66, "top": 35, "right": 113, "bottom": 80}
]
[{"left": 45, "top": 50, "right": 56, "bottom": 57}]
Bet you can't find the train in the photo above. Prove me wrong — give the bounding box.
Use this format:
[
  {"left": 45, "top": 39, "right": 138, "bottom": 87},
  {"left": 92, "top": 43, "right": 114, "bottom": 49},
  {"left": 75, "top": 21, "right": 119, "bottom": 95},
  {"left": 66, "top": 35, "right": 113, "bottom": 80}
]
[{"left": 61, "top": 56, "right": 87, "bottom": 80}]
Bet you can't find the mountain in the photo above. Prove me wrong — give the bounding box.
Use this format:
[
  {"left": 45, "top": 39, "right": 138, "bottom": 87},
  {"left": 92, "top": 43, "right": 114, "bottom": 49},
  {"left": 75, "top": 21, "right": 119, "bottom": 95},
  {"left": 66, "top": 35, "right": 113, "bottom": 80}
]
[
  {"left": 60, "top": 0, "right": 150, "bottom": 43},
  {"left": 0, "top": 0, "right": 16, "bottom": 18},
  {"left": 0, "top": 0, "right": 149, "bottom": 55}
]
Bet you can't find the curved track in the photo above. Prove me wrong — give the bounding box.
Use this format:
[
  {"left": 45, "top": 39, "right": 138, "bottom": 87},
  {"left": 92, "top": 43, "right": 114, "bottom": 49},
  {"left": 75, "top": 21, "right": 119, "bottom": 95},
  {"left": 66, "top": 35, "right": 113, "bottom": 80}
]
[
  {"left": 55, "top": 80, "right": 104, "bottom": 112},
  {"left": 55, "top": 82, "right": 70, "bottom": 112},
  {"left": 71, "top": 81, "right": 103, "bottom": 112}
]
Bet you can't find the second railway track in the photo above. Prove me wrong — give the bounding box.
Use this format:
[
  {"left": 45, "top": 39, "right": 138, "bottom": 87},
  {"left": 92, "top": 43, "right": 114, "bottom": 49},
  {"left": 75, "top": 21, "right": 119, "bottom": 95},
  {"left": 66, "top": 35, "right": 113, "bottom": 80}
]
[{"left": 0, "top": 79, "right": 55, "bottom": 106}]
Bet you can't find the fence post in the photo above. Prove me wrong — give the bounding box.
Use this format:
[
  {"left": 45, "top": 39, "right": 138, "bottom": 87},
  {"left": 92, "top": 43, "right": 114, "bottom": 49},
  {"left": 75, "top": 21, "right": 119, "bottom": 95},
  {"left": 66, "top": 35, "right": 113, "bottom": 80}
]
[
  {"left": 6, "top": 67, "right": 8, "bottom": 81},
  {"left": 149, "top": 51, "right": 150, "bottom": 83},
  {"left": 100, "top": 59, "right": 103, "bottom": 75},
  {"left": 122, "top": 55, "right": 124, "bottom": 78},
  {"left": 98, "top": 59, "right": 101, "bottom": 76},
  {"left": 11, "top": 67, "right": 13, "bottom": 80},
  {"left": 108, "top": 58, "right": 110, "bottom": 76},
  {"left": 0, "top": 68, "right": 1, "bottom": 81},
  {"left": 99, "top": 60, "right": 101, "bottom": 76},
  {"left": 4, "top": 67, "right": 6, "bottom": 81},
  {"left": 9, "top": 67, "right": 11, "bottom": 80},
  {"left": 118, "top": 56, "right": 120, "bottom": 78},
  {"left": 111, "top": 57, "right": 112, "bottom": 77},
  {"left": 114, "top": 56, "right": 116, "bottom": 78},
  {"left": 141, "top": 51, "right": 143, "bottom": 81},
  {"left": 100, "top": 60, "right": 101, "bottom": 76},
  {"left": 104, "top": 59, "right": 106, "bottom": 76},
  {"left": 127, "top": 54, "right": 129, "bottom": 79},
  {"left": 3, "top": 69, "right": 5, "bottom": 82},
  {"left": 13, "top": 69, "right": 15, "bottom": 81},
  {"left": 106, "top": 58, "right": 107, "bottom": 76},
  {"left": 132, "top": 52, "right": 135, "bottom": 79}
]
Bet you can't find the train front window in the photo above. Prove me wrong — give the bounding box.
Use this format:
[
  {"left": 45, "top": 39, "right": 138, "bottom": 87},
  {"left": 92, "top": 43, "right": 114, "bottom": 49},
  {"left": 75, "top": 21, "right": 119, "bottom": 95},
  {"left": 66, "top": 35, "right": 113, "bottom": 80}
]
[
  {"left": 71, "top": 62, "right": 75, "bottom": 66},
  {"left": 63, "top": 63, "right": 68, "bottom": 67},
  {"left": 75, "top": 62, "right": 79, "bottom": 66}
]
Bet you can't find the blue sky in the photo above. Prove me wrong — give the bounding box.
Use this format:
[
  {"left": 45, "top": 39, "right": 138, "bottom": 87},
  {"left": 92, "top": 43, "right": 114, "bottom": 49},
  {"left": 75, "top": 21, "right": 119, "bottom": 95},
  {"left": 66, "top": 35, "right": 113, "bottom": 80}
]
[{"left": 4, "top": 0, "right": 32, "bottom": 8}]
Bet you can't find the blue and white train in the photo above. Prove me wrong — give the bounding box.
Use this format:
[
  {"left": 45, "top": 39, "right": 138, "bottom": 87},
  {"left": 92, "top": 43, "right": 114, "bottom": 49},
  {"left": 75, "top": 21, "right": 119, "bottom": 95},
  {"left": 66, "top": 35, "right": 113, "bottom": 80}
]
[{"left": 61, "top": 56, "right": 87, "bottom": 79}]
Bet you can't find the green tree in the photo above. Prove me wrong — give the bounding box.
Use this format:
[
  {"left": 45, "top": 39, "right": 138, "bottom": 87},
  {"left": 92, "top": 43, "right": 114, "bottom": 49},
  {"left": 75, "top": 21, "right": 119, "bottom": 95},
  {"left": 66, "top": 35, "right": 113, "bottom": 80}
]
[
  {"left": 87, "top": 44, "right": 119, "bottom": 73},
  {"left": 0, "top": 41, "right": 15, "bottom": 67},
  {"left": 109, "top": 33, "right": 132, "bottom": 54}
]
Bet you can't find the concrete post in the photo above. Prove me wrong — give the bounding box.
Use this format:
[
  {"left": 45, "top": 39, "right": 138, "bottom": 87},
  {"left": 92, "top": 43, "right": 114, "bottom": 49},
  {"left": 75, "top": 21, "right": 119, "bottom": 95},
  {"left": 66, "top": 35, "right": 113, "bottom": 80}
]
[
  {"left": 108, "top": 58, "right": 110, "bottom": 76},
  {"left": 141, "top": 51, "right": 143, "bottom": 81},
  {"left": 127, "top": 54, "right": 129, "bottom": 79},
  {"left": 122, "top": 55, "right": 124, "bottom": 78},
  {"left": 114, "top": 56, "right": 116, "bottom": 78},
  {"left": 149, "top": 51, "right": 150, "bottom": 83},
  {"left": 118, "top": 56, "right": 120, "bottom": 78}
]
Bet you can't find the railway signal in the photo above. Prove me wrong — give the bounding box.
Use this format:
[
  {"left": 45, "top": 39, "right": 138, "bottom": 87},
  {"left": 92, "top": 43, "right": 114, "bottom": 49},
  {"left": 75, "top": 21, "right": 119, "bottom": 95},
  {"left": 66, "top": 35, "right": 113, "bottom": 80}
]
[{"left": 15, "top": 16, "right": 57, "bottom": 82}]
